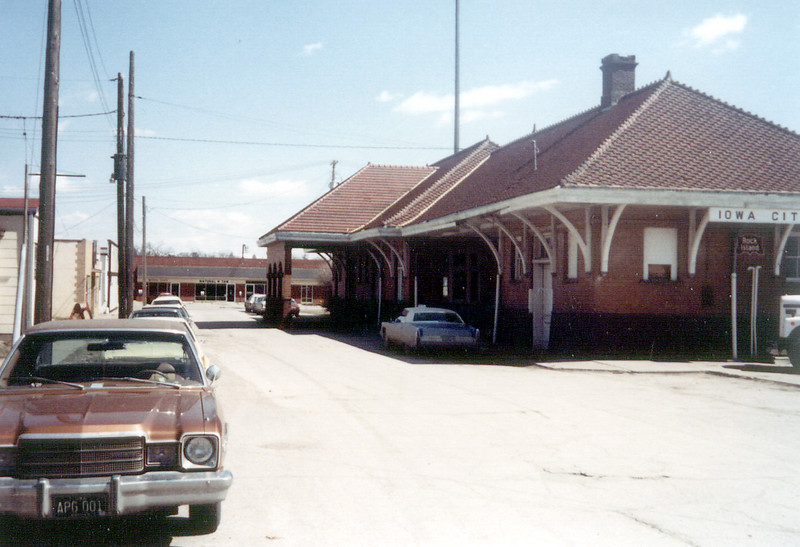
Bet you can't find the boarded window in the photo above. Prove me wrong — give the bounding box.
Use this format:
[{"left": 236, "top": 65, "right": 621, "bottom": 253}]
[{"left": 643, "top": 227, "right": 678, "bottom": 281}]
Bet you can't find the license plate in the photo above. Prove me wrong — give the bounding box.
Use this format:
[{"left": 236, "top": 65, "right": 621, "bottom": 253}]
[{"left": 52, "top": 494, "right": 108, "bottom": 518}]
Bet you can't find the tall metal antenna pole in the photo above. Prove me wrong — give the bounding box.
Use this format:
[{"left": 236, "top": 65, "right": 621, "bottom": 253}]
[
  {"left": 454, "top": 0, "right": 460, "bottom": 154},
  {"left": 34, "top": 0, "right": 61, "bottom": 324}
]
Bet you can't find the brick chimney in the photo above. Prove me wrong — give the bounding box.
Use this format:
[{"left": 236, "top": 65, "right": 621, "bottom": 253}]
[{"left": 600, "top": 54, "right": 637, "bottom": 108}]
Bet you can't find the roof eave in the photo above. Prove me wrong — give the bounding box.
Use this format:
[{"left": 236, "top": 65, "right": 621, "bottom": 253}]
[{"left": 258, "top": 231, "right": 351, "bottom": 247}]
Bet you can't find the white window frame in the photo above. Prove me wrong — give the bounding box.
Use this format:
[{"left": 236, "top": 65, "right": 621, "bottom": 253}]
[
  {"left": 643, "top": 227, "right": 678, "bottom": 281},
  {"left": 782, "top": 233, "right": 800, "bottom": 280}
]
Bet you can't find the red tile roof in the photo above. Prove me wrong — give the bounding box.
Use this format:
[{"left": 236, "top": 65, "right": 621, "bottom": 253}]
[
  {"left": 268, "top": 164, "right": 436, "bottom": 235},
  {"left": 372, "top": 138, "right": 500, "bottom": 228},
  {"left": 416, "top": 78, "right": 800, "bottom": 222},
  {"left": 0, "top": 198, "right": 39, "bottom": 211},
  {"left": 264, "top": 75, "right": 800, "bottom": 242}
]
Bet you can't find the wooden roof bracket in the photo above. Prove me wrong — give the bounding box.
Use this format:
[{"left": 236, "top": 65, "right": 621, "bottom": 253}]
[
  {"left": 600, "top": 204, "right": 626, "bottom": 274},
  {"left": 489, "top": 216, "right": 527, "bottom": 276},
  {"left": 378, "top": 238, "right": 407, "bottom": 277},
  {"left": 775, "top": 224, "right": 795, "bottom": 276},
  {"left": 508, "top": 212, "right": 555, "bottom": 265},
  {"left": 366, "top": 241, "right": 393, "bottom": 277},
  {"left": 543, "top": 204, "right": 591, "bottom": 273},
  {"left": 688, "top": 208, "right": 710, "bottom": 276},
  {"left": 463, "top": 222, "right": 502, "bottom": 275}
]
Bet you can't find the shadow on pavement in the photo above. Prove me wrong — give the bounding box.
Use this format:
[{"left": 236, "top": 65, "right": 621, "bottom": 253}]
[
  {"left": 0, "top": 513, "right": 215, "bottom": 546},
  {"left": 723, "top": 363, "right": 800, "bottom": 375}
]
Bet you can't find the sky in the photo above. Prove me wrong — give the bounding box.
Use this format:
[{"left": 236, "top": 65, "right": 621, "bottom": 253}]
[{"left": 1, "top": 1, "right": 799, "bottom": 257}]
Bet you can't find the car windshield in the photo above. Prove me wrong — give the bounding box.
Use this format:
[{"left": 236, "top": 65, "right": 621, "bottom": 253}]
[
  {"left": 152, "top": 298, "right": 181, "bottom": 306},
  {"left": 132, "top": 309, "right": 181, "bottom": 318},
  {"left": 1, "top": 331, "right": 203, "bottom": 387}
]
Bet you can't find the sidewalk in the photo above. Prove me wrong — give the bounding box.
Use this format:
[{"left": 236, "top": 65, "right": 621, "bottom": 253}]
[{"left": 533, "top": 356, "right": 800, "bottom": 386}]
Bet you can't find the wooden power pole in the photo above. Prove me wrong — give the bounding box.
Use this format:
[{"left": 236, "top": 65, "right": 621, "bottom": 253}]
[
  {"left": 114, "top": 73, "right": 126, "bottom": 317},
  {"left": 34, "top": 0, "right": 61, "bottom": 324},
  {"left": 125, "top": 51, "right": 135, "bottom": 314}
]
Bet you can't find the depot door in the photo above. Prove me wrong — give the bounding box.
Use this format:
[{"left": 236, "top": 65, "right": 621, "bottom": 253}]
[{"left": 531, "top": 261, "right": 553, "bottom": 348}]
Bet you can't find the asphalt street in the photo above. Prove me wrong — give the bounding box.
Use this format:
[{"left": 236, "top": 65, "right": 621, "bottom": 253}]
[
  {"left": 6, "top": 301, "right": 800, "bottom": 546},
  {"left": 194, "top": 302, "right": 800, "bottom": 546}
]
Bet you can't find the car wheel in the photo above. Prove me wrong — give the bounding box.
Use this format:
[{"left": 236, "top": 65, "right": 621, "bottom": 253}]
[
  {"left": 189, "top": 502, "right": 221, "bottom": 534},
  {"left": 789, "top": 337, "right": 800, "bottom": 368},
  {"left": 382, "top": 331, "right": 391, "bottom": 348}
]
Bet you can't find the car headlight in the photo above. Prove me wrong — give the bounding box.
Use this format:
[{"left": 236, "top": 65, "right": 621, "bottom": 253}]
[{"left": 182, "top": 436, "right": 218, "bottom": 468}]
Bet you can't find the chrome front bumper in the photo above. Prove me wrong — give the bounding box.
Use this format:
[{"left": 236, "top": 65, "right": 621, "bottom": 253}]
[{"left": 0, "top": 470, "right": 233, "bottom": 518}]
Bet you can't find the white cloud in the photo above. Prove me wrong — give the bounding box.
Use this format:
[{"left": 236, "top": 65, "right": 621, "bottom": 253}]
[
  {"left": 238, "top": 178, "right": 308, "bottom": 199},
  {"left": 392, "top": 80, "right": 557, "bottom": 124},
  {"left": 377, "top": 90, "right": 403, "bottom": 103},
  {"left": 688, "top": 13, "right": 747, "bottom": 52},
  {"left": 56, "top": 177, "right": 85, "bottom": 194},
  {"left": 303, "top": 42, "right": 324, "bottom": 56}
]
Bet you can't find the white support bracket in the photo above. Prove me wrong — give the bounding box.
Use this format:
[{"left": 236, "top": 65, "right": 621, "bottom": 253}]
[
  {"left": 688, "top": 208, "right": 710, "bottom": 276},
  {"left": 464, "top": 222, "right": 502, "bottom": 274},
  {"left": 509, "top": 212, "right": 555, "bottom": 264},
  {"left": 775, "top": 224, "right": 795, "bottom": 276},
  {"left": 490, "top": 216, "right": 527, "bottom": 276},
  {"left": 378, "top": 237, "right": 407, "bottom": 277},
  {"left": 600, "top": 204, "right": 626, "bottom": 274},
  {"left": 543, "top": 204, "right": 591, "bottom": 273},
  {"left": 366, "top": 241, "right": 393, "bottom": 278}
]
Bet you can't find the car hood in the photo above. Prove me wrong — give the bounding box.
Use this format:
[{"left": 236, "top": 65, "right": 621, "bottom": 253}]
[{"left": 0, "top": 388, "right": 211, "bottom": 444}]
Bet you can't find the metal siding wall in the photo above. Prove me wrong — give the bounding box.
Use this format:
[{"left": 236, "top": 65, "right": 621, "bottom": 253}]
[{"left": 0, "top": 232, "right": 19, "bottom": 335}]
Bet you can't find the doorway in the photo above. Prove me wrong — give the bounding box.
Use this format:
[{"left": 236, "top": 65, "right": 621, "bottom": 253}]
[{"left": 531, "top": 261, "right": 553, "bottom": 349}]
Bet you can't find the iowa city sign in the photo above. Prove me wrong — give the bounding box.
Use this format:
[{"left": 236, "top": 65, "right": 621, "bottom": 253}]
[{"left": 709, "top": 207, "right": 800, "bottom": 224}]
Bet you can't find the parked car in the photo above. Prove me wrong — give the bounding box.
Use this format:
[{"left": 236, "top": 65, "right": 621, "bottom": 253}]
[
  {"left": 0, "top": 319, "right": 232, "bottom": 532},
  {"left": 251, "top": 295, "right": 267, "bottom": 315},
  {"left": 151, "top": 295, "right": 183, "bottom": 307},
  {"left": 289, "top": 298, "right": 300, "bottom": 318},
  {"left": 130, "top": 305, "right": 199, "bottom": 336},
  {"left": 380, "top": 306, "right": 480, "bottom": 351},
  {"left": 245, "top": 293, "right": 264, "bottom": 313}
]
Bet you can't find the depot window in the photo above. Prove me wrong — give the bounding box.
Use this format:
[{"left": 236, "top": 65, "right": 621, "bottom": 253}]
[
  {"left": 782, "top": 234, "right": 800, "bottom": 279},
  {"left": 643, "top": 227, "right": 678, "bottom": 281}
]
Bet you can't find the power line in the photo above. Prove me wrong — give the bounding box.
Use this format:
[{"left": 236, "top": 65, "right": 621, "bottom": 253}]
[
  {"left": 137, "top": 134, "right": 449, "bottom": 151},
  {"left": 0, "top": 110, "right": 115, "bottom": 120}
]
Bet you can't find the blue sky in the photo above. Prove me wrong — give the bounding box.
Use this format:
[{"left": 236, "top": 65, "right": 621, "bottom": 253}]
[{"left": 1, "top": 1, "right": 798, "bottom": 256}]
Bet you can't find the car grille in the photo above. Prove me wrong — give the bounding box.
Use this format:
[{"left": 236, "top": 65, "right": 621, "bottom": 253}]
[{"left": 17, "top": 437, "right": 145, "bottom": 479}]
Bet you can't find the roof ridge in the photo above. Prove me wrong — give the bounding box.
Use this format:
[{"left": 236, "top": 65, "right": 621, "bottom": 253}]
[
  {"left": 351, "top": 165, "right": 439, "bottom": 232},
  {"left": 563, "top": 77, "right": 672, "bottom": 186},
  {"left": 389, "top": 139, "right": 498, "bottom": 226}
]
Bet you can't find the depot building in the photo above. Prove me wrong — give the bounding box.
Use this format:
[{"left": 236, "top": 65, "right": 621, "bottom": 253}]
[{"left": 257, "top": 55, "right": 800, "bottom": 358}]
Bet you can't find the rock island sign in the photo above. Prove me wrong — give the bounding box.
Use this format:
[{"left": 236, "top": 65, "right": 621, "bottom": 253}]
[{"left": 709, "top": 207, "right": 800, "bottom": 224}]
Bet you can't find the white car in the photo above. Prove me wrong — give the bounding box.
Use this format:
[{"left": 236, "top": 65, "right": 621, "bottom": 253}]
[
  {"left": 151, "top": 295, "right": 183, "bottom": 307},
  {"left": 244, "top": 293, "right": 265, "bottom": 313},
  {"left": 380, "top": 306, "right": 480, "bottom": 351}
]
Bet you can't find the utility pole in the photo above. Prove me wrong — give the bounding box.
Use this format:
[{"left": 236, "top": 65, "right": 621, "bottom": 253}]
[
  {"left": 113, "top": 73, "right": 126, "bottom": 317},
  {"left": 329, "top": 160, "right": 338, "bottom": 190},
  {"left": 125, "top": 51, "right": 135, "bottom": 314},
  {"left": 454, "top": 0, "right": 460, "bottom": 155},
  {"left": 34, "top": 0, "right": 61, "bottom": 324}
]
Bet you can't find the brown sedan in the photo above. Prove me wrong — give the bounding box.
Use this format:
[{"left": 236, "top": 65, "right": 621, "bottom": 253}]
[{"left": 0, "top": 319, "right": 232, "bottom": 533}]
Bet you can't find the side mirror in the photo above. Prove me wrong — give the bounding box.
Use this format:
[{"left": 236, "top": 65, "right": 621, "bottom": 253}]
[{"left": 206, "top": 365, "right": 222, "bottom": 382}]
